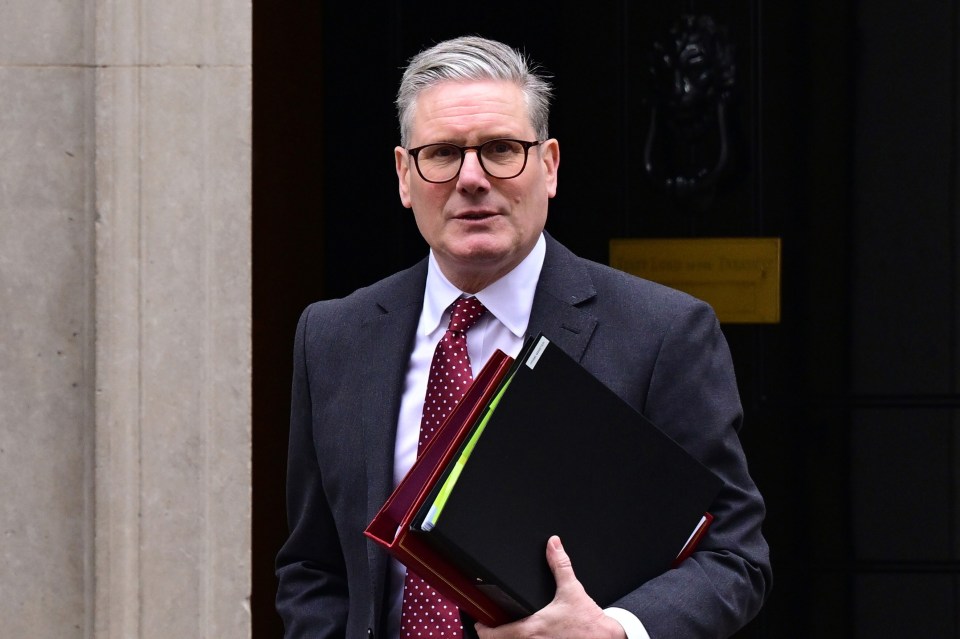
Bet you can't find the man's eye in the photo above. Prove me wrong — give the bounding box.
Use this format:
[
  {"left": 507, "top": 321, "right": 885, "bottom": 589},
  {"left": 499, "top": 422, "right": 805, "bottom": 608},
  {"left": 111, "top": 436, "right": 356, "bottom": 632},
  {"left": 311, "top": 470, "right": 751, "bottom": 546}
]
[
  {"left": 485, "top": 140, "right": 522, "bottom": 156},
  {"left": 423, "top": 145, "right": 458, "bottom": 161}
]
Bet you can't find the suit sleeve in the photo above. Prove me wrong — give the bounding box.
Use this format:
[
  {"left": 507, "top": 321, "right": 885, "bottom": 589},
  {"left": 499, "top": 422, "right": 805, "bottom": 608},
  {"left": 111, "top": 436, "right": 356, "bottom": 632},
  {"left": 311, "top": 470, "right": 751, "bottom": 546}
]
[
  {"left": 275, "top": 306, "right": 350, "bottom": 638},
  {"left": 611, "top": 300, "right": 772, "bottom": 638}
]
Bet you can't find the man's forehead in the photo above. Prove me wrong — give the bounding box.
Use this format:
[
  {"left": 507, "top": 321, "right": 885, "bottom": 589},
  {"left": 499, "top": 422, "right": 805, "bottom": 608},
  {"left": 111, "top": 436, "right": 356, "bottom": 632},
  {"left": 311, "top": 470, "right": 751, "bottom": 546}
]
[{"left": 410, "top": 80, "right": 532, "bottom": 142}]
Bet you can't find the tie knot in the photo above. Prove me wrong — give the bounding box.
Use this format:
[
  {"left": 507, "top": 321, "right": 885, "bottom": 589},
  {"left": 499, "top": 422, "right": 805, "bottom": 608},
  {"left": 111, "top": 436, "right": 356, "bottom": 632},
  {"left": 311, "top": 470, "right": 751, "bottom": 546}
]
[{"left": 447, "top": 296, "right": 486, "bottom": 333}]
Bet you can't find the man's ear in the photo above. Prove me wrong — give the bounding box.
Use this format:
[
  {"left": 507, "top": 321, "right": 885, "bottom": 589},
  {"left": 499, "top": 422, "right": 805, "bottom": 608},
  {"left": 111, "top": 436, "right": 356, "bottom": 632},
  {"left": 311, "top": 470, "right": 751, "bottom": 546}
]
[
  {"left": 395, "top": 146, "right": 413, "bottom": 209},
  {"left": 540, "top": 138, "right": 560, "bottom": 199}
]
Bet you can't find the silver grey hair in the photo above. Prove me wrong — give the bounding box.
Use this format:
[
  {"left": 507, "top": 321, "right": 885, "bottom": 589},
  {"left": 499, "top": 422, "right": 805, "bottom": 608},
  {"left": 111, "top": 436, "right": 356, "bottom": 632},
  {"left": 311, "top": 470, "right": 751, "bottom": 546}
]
[{"left": 396, "top": 36, "right": 553, "bottom": 147}]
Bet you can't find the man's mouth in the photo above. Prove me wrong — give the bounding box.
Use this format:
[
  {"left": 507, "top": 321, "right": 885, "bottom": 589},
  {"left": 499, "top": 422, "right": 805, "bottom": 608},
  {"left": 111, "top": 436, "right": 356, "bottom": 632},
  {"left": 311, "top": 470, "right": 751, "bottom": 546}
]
[{"left": 456, "top": 210, "right": 497, "bottom": 221}]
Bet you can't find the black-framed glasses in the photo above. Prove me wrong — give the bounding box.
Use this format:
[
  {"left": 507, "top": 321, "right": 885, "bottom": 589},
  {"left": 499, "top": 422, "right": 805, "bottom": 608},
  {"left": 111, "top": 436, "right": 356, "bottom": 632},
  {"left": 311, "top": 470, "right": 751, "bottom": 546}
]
[{"left": 406, "top": 139, "right": 542, "bottom": 183}]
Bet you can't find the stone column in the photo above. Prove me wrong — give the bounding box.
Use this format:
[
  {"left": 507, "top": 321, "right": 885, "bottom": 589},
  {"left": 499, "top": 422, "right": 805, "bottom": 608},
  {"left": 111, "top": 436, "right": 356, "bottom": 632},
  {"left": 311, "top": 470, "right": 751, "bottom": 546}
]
[
  {"left": 94, "top": 0, "right": 252, "bottom": 637},
  {"left": 0, "top": 0, "right": 252, "bottom": 637},
  {"left": 0, "top": 2, "right": 97, "bottom": 636}
]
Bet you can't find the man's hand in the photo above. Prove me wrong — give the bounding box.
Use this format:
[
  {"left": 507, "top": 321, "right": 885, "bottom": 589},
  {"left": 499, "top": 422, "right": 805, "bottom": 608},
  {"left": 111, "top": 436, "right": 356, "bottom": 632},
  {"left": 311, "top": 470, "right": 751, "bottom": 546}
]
[{"left": 474, "top": 536, "right": 628, "bottom": 639}]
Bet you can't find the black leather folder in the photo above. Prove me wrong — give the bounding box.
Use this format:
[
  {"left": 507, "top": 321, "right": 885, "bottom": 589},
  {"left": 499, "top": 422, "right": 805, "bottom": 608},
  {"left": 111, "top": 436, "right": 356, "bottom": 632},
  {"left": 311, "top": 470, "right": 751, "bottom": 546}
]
[{"left": 413, "top": 333, "right": 724, "bottom": 619}]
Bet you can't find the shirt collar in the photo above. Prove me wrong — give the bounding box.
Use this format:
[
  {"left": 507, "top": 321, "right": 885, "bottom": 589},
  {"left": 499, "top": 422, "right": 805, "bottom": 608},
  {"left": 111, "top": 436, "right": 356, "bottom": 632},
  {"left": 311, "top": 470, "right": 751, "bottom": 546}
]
[{"left": 422, "top": 233, "right": 546, "bottom": 338}]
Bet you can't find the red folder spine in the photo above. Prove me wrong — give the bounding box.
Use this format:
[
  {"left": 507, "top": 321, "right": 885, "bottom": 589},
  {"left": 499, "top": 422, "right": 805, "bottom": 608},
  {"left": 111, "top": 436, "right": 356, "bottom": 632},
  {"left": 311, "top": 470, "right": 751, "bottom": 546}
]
[
  {"left": 364, "top": 350, "right": 516, "bottom": 626},
  {"left": 671, "top": 512, "right": 714, "bottom": 567}
]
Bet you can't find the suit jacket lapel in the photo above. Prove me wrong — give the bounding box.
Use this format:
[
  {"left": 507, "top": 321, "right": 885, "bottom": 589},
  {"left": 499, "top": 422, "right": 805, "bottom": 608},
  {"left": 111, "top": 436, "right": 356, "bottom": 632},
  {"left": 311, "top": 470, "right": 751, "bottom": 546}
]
[
  {"left": 358, "top": 260, "right": 427, "bottom": 626},
  {"left": 528, "top": 234, "right": 598, "bottom": 362}
]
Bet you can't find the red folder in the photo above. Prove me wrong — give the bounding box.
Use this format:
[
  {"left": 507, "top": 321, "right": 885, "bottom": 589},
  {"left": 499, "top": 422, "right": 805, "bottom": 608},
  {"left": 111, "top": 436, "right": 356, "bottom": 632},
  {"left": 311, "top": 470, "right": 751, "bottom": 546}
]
[{"left": 364, "top": 349, "right": 516, "bottom": 626}]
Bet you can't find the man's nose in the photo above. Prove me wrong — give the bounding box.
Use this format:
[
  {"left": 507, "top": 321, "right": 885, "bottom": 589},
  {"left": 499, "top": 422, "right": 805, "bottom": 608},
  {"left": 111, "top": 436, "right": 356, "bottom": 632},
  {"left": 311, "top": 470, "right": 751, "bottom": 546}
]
[{"left": 457, "top": 149, "right": 490, "bottom": 189}]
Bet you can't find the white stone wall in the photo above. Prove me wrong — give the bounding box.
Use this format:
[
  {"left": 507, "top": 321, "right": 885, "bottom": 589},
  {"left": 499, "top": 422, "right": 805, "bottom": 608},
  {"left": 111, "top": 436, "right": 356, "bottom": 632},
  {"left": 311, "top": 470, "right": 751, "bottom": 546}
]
[{"left": 1, "top": 1, "right": 252, "bottom": 637}]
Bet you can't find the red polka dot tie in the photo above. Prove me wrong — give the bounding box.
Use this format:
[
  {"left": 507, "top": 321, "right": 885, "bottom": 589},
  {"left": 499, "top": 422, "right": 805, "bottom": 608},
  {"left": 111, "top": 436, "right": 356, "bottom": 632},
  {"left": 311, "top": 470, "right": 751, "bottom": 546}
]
[{"left": 400, "top": 296, "right": 487, "bottom": 639}]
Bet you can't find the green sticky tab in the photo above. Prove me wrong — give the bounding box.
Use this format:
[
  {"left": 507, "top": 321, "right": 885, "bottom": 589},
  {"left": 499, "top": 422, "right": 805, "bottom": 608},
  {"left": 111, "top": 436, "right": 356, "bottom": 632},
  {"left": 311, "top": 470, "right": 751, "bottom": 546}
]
[{"left": 421, "top": 374, "right": 515, "bottom": 530}]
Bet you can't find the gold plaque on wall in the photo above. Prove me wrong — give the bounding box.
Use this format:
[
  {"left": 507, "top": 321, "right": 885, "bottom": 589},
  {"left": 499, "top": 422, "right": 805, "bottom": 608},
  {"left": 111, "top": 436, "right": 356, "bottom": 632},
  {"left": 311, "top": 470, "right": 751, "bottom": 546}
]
[{"left": 609, "top": 238, "right": 781, "bottom": 324}]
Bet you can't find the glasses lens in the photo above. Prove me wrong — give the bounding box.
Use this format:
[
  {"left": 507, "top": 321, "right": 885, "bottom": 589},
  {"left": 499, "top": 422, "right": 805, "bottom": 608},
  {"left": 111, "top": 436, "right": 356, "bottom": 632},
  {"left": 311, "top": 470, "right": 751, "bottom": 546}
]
[
  {"left": 416, "top": 144, "right": 462, "bottom": 182},
  {"left": 479, "top": 139, "right": 527, "bottom": 178}
]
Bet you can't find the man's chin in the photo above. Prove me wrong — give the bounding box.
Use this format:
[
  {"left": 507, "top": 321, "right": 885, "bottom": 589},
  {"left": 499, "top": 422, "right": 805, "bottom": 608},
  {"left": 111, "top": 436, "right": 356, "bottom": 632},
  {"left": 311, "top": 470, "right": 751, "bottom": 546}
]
[{"left": 446, "top": 242, "right": 512, "bottom": 268}]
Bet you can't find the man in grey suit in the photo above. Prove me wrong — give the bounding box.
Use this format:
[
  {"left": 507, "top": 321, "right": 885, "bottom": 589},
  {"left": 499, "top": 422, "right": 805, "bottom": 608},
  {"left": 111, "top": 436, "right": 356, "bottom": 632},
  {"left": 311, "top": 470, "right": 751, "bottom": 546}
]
[{"left": 276, "top": 35, "right": 771, "bottom": 639}]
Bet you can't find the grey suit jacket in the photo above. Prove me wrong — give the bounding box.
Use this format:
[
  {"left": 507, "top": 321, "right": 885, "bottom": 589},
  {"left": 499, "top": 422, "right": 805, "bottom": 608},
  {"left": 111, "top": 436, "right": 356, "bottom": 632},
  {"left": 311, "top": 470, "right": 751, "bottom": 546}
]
[{"left": 275, "top": 234, "right": 772, "bottom": 639}]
